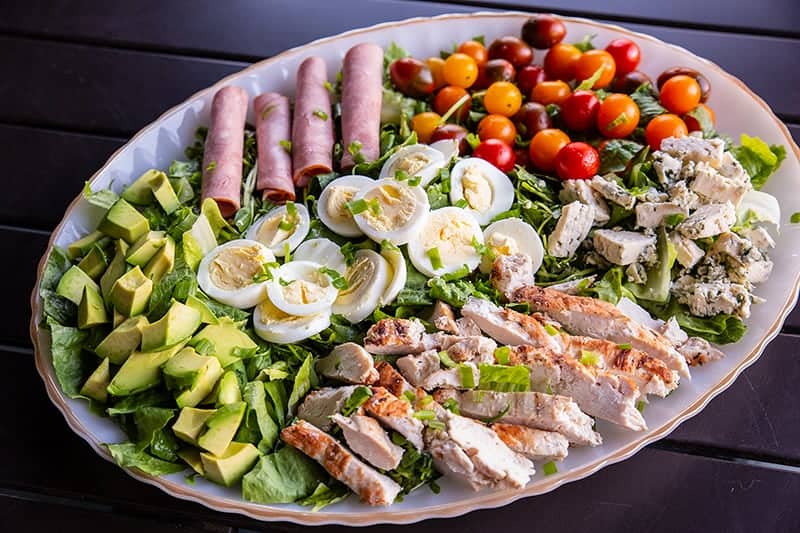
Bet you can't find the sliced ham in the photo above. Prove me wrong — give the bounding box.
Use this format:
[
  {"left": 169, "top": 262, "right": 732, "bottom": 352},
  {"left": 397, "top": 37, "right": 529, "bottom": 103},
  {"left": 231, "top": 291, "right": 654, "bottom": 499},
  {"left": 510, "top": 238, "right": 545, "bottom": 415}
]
[
  {"left": 292, "top": 56, "right": 334, "bottom": 188},
  {"left": 253, "top": 92, "right": 295, "bottom": 202},
  {"left": 201, "top": 86, "right": 248, "bottom": 217},
  {"left": 340, "top": 43, "right": 384, "bottom": 169}
]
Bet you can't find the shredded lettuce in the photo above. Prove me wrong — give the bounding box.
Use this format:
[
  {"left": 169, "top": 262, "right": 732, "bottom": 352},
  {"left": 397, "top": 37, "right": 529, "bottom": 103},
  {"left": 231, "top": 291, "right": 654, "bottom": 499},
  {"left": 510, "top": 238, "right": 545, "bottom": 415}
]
[
  {"left": 106, "top": 442, "right": 185, "bottom": 476},
  {"left": 40, "top": 247, "right": 77, "bottom": 325},
  {"left": 298, "top": 481, "right": 350, "bottom": 511},
  {"left": 83, "top": 182, "right": 120, "bottom": 210},
  {"left": 731, "top": 134, "right": 786, "bottom": 190},
  {"left": 241, "top": 382, "right": 279, "bottom": 453},
  {"left": 579, "top": 267, "right": 636, "bottom": 305},
  {"left": 242, "top": 446, "right": 325, "bottom": 504},
  {"left": 287, "top": 354, "right": 317, "bottom": 415},
  {"left": 387, "top": 432, "right": 440, "bottom": 495},
  {"left": 48, "top": 317, "right": 91, "bottom": 399}
]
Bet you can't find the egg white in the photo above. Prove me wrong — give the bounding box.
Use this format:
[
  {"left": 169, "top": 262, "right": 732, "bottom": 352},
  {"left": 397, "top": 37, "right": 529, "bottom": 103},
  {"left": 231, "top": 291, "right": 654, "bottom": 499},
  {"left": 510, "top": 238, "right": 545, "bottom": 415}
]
[
  {"left": 246, "top": 203, "right": 310, "bottom": 256},
  {"left": 317, "top": 175, "right": 375, "bottom": 237},
  {"left": 450, "top": 157, "right": 515, "bottom": 226},
  {"left": 253, "top": 297, "right": 331, "bottom": 344},
  {"left": 352, "top": 178, "right": 430, "bottom": 245},
  {"left": 407, "top": 206, "right": 483, "bottom": 277},
  {"left": 429, "top": 138, "right": 459, "bottom": 163},
  {"left": 379, "top": 144, "right": 446, "bottom": 187},
  {"left": 294, "top": 238, "right": 347, "bottom": 274},
  {"left": 379, "top": 242, "right": 408, "bottom": 307},
  {"left": 332, "top": 249, "right": 391, "bottom": 323},
  {"left": 196, "top": 239, "right": 274, "bottom": 309},
  {"left": 266, "top": 260, "right": 339, "bottom": 316},
  {"left": 480, "top": 218, "right": 544, "bottom": 274}
]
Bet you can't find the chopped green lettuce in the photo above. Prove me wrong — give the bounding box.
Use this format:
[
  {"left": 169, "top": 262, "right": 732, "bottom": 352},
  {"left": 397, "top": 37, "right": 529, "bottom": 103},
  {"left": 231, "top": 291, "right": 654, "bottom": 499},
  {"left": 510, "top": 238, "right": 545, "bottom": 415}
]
[
  {"left": 106, "top": 442, "right": 185, "bottom": 476},
  {"left": 83, "top": 182, "right": 120, "bottom": 210},
  {"left": 579, "top": 267, "right": 636, "bottom": 305},
  {"left": 242, "top": 446, "right": 324, "bottom": 504},
  {"left": 627, "top": 228, "right": 676, "bottom": 303},
  {"left": 387, "top": 432, "right": 439, "bottom": 495},
  {"left": 599, "top": 139, "right": 645, "bottom": 174},
  {"left": 427, "top": 277, "right": 475, "bottom": 308},
  {"left": 630, "top": 83, "right": 666, "bottom": 126},
  {"left": 106, "top": 389, "right": 172, "bottom": 416},
  {"left": 242, "top": 382, "right": 279, "bottom": 453},
  {"left": 731, "top": 134, "right": 786, "bottom": 190},
  {"left": 133, "top": 407, "right": 175, "bottom": 451},
  {"left": 477, "top": 364, "right": 531, "bottom": 392},
  {"left": 298, "top": 482, "right": 350, "bottom": 511},
  {"left": 287, "top": 354, "right": 316, "bottom": 415},
  {"left": 40, "top": 247, "right": 77, "bottom": 325},
  {"left": 48, "top": 317, "right": 90, "bottom": 398}
]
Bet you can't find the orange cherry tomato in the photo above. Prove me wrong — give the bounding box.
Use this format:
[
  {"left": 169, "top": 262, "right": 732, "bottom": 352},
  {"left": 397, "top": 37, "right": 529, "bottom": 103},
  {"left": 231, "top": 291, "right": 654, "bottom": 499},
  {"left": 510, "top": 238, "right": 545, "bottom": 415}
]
[
  {"left": 684, "top": 103, "right": 716, "bottom": 133},
  {"left": 484, "top": 81, "right": 523, "bottom": 117},
  {"left": 457, "top": 40, "right": 489, "bottom": 66},
  {"left": 425, "top": 57, "right": 447, "bottom": 90},
  {"left": 443, "top": 53, "right": 479, "bottom": 88},
  {"left": 573, "top": 50, "right": 616, "bottom": 89},
  {"left": 596, "top": 93, "right": 640, "bottom": 138},
  {"left": 433, "top": 85, "right": 472, "bottom": 122},
  {"left": 645, "top": 114, "right": 688, "bottom": 150},
  {"left": 477, "top": 114, "right": 518, "bottom": 145},
  {"left": 529, "top": 128, "right": 571, "bottom": 172},
  {"left": 411, "top": 112, "right": 443, "bottom": 144},
  {"left": 544, "top": 43, "right": 582, "bottom": 81},
  {"left": 531, "top": 80, "right": 572, "bottom": 106},
  {"left": 659, "top": 75, "right": 702, "bottom": 115}
]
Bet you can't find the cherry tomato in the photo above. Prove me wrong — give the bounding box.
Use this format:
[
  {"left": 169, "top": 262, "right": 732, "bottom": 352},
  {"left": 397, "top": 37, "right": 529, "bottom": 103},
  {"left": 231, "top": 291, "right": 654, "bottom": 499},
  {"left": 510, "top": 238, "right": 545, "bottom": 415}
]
[
  {"left": 531, "top": 80, "right": 571, "bottom": 105},
  {"left": 605, "top": 39, "right": 641, "bottom": 75},
  {"left": 484, "top": 59, "right": 516, "bottom": 84},
  {"left": 684, "top": 103, "right": 716, "bottom": 133},
  {"left": 555, "top": 142, "right": 600, "bottom": 180},
  {"left": 488, "top": 36, "right": 533, "bottom": 68},
  {"left": 457, "top": 40, "right": 489, "bottom": 66},
  {"left": 443, "top": 53, "right": 479, "bottom": 88},
  {"left": 514, "top": 146, "right": 531, "bottom": 169},
  {"left": 659, "top": 75, "right": 702, "bottom": 115},
  {"left": 478, "top": 114, "right": 517, "bottom": 145},
  {"left": 612, "top": 70, "right": 654, "bottom": 94},
  {"left": 657, "top": 67, "right": 711, "bottom": 102},
  {"left": 645, "top": 114, "right": 688, "bottom": 150},
  {"left": 389, "top": 58, "right": 435, "bottom": 98},
  {"left": 433, "top": 86, "right": 471, "bottom": 121},
  {"left": 484, "top": 81, "right": 523, "bottom": 117},
  {"left": 516, "top": 65, "right": 546, "bottom": 96},
  {"left": 544, "top": 43, "right": 582, "bottom": 81},
  {"left": 425, "top": 57, "right": 447, "bottom": 90},
  {"left": 529, "top": 128, "right": 570, "bottom": 172},
  {"left": 411, "top": 112, "right": 442, "bottom": 144},
  {"left": 514, "top": 102, "right": 552, "bottom": 139},
  {"left": 473, "top": 139, "right": 516, "bottom": 172},
  {"left": 574, "top": 50, "right": 616, "bottom": 89},
  {"left": 430, "top": 124, "right": 470, "bottom": 154},
  {"left": 521, "top": 15, "right": 567, "bottom": 49},
  {"left": 596, "top": 93, "right": 640, "bottom": 138},
  {"left": 560, "top": 90, "right": 600, "bottom": 132}
]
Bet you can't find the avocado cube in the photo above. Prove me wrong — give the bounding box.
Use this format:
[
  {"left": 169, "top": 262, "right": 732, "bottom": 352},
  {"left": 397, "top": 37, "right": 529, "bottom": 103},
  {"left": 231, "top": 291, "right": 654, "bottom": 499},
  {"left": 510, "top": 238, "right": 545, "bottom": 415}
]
[
  {"left": 142, "top": 235, "right": 175, "bottom": 283},
  {"left": 191, "top": 323, "right": 257, "bottom": 367},
  {"left": 140, "top": 301, "right": 201, "bottom": 352},
  {"left": 201, "top": 442, "right": 259, "bottom": 487},
  {"left": 150, "top": 173, "right": 180, "bottom": 214},
  {"left": 78, "top": 285, "right": 109, "bottom": 329},
  {"left": 185, "top": 294, "right": 218, "bottom": 325},
  {"left": 172, "top": 407, "right": 216, "bottom": 446},
  {"left": 56, "top": 265, "right": 101, "bottom": 306},
  {"left": 110, "top": 266, "right": 153, "bottom": 317},
  {"left": 215, "top": 371, "right": 242, "bottom": 407},
  {"left": 177, "top": 448, "right": 205, "bottom": 476},
  {"left": 77, "top": 244, "right": 109, "bottom": 280},
  {"left": 175, "top": 356, "right": 223, "bottom": 408},
  {"left": 164, "top": 346, "right": 219, "bottom": 390},
  {"left": 98, "top": 198, "right": 149, "bottom": 244},
  {"left": 106, "top": 341, "right": 186, "bottom": 397},
  {"left": 121, "top": 169, "right": 161, "bottom": 205},
  {"left": 100, "top": 240, "right": 129, "bottom": 305},
  {"left": 197, "top": 402, "right": 246, "bottom": 456},
  {"left": 68, "top": 230, "right": 107, "bottom": 260},
  {"left": 80, "top": 358, "right": 111, "bottom": 402},
  {"left": 113, "top": 308, "right": 125, "bottom": 328},
  {"left": 126, "top": 231, "right": 167, "bottom": 266},
  {"left": 95, "top": 315, "right": 148, "bottom": 364}
]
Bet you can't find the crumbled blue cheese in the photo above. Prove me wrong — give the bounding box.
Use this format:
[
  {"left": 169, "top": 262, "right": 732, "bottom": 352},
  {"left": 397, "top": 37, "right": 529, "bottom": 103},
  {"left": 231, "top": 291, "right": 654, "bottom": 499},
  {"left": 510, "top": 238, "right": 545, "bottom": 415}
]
[
  {"left": 547, "top": 201, "right": 595, "bottom": 258},
  {"left": 689, "top": 162, "right": 751, "bottom": 206},
  {"left": 653, "top": 152, "right": 682, "bottom": 184},
  {"left": 739, "top": 226, "right": 776, "bottom": 252},
  {"left": 625, "top": 262, "right": 648, "bottom": 284},
  {"left": 672, "top": 276, "right": 752, "bottom": 318},
  {"left": 660, "top": 136, "right": 725, "bottom": 168},
  {"left": 677, "top": 202, "right": 736, "bottom": 239},
  {"left": 588, "top": 175, "right": 636, "bottom": 210},
  {"left": 635, "top": 202, "right": 687, "bottom": 228},
  {"left": 593, "top": 229, "right": 657, "bottom": 265},
  {"left": 667, "top": 181, "right": 700, "bottom": 212},
  {"left": 559, "top": 179, "right": 610, "bottom": 225}
]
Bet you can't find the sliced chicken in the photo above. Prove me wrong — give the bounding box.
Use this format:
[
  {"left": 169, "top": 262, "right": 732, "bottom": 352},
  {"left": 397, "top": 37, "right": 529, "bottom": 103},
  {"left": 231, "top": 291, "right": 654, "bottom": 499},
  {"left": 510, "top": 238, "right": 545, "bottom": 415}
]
[
  {"left": 678, "top": 337, "right": 725, "bottom": 366},
  {"left": 281, "top": 420, "right": 402, "bottom": 506},
  {"left": 374, "top": 361, "right": 417, "bottom": 398},
  {"left": 455, "top": 317, "right": 482, "bottom": 337},
  {"left": 297, "top": 386, "right": 357, "bottom": 431},
  {"left": 316, "top": 342, "right": 378, "bottom": 384},
  {"left": 331, "top": 413, "right": 404, "bottom": 470},
  {"left": 433, "top": 389, "right": 601, "bottom": 447},
  {"left": 364, "top": 318, "right": 428, "bottom": 354},
  {"left": 444, "top": 336, "right": 497, "bottom": 364},
  {"left": 461, "top": 297, "right": 562, "bottom": 351},
  {"left": 490, "top": 423, "right": 569, "bottom": 462},
  {"left": 362, "top": 386, "right": 425, "bottom": 451},
  {"left": 490, "top": 252, "right": 535, "bottom": 298},
  {"left": 421, "top": 362, "right": 479, "bottom": 391},
  {"left": 547, "top": 275, "right": 597, "bottom": 295},
  {"left": 396, "top": 351, "right": 441, "bottom": 387},
  {"left": 431, "top": 300, "right": 458, "bottom": 334}
]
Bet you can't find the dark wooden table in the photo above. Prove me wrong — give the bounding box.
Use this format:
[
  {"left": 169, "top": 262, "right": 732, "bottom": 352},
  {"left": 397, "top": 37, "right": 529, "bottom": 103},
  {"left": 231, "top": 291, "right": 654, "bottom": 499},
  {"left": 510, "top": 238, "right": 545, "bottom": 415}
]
[{"left": 3, "top": 1, "right": 800, "bottom": 531}]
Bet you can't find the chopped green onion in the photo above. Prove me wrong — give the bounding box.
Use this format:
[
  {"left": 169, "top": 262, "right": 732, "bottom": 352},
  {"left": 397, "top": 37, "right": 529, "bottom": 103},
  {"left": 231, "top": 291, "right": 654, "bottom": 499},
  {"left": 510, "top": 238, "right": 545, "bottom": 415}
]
[
  {"left": 395, "top": 170, "right": 410, "bottom": 181},
  {"left": 544, "top": 324, "right": 560, "bottom": 336},
  {"left": 283, "top": 242, "right": 292, "bottom": 262},
  {"left": 792, "top": 212, "right": 800, "bottom": 224},
  {"left": 426, "top": 247, "right": 444, "bottom": 270},
  {"left": 579, "top": 349, "right": 599, "bottom": 367},
  {"left": 205, "top": 161, "right": 216, "bottom": 172},
  {"left": 575, "top": 65, "right": 604, "bottom": 91},
  {"left": 664, "top": 213, "right": 685, "bottom": 227},
  {"left": 279, "top": 140, "right": 292, "bottom": 154},
  {"left": 323, "top": 80, "right": 335, "bottom": 94},
  {"left": 458, "top": 363, "right": 476, "bottom": 389},
  {"left": 380, "top": 239, "right": 400, "bottom": 253},
  {"left": 419, "top": 394, "right": 433, "bottom": 407},
  {"left": 477, "top": 364, "right": 531, "bottom": 392},
  {"left": 413, "top": 409, "right": 436, "bottom": 421},
  {"left": 279, "top": 277, "right": 292, "bottom": 287},
  {"left": 636, "top": 400, "right": 646, "bottom": 412},
  {"left": 441, "top": 264, "right": 471, "bottom": 281},
  {"left": 506, "top": 302, "right": 530, "bottom": 314},
  {"left": 260, "top": 104, "right": 277, "bottom": 120},
  {"left": 542, "top": 461, "right": 558, "bottom": 476},
  {"left": 278, "top": 219, "right": 295, "bottom": 231},
  {"left": 346, "top": 198, "right": 369, "bottom": 214},
  {"left": 285, "top": 202, "right": 297, "bottom": 217},
  {"left": 441, "top": 398, "right": 460, "bottom": 414},
  {"left": 545, "top": 382, "right": 554, "bottom": 395},
  {"left": 312, "top": 109, "right": 329, "bottom": 120},
  {"left": 408, "top": 175, "right": 422, "bottom": 186},
  {"left": 494, "top": 346, "right": 511, "bottom": 365},
  {"left": 252, "top": 261, "right": 280, "bottom": 283},
  {"left": 605, "top": 112, "right": 629, "bottom": 131},
  {"left": 465, "top": 132, "right": 481, "bottom": 149},
  {"left": 454, "top": 199, "right": 469, "bottom": 209},
  {"left": 438, "top": 350, "right": 457, "bottom": 368},
  {"left": 471, "top": 236, "right": 496, "bottom": 261},
  {"left": 439, "top": 93, "right": 471, "bottom": 124},
  {"left": 428, "top": 420, "right": 446, "bottom": 431},
  {"left": 348, "top": 141, "right": 366, "bottom": 164},
  {"left": 617, "top": 343, "right": 632, "bottom": 350},
  {"left": 342, "top": 386, "right": 373, "bottom": 416},
  {"left": 482, "top": 402, "right": 509, "bottom": 423},
  {"left": 319, "top": 267, "right": 349, "bottom": 290},
  {"left": 403, "top": 390, "right": 417, "bottom": 404},
  {"left": 367, "top": 198, "right": 381, "bottom": 216}
]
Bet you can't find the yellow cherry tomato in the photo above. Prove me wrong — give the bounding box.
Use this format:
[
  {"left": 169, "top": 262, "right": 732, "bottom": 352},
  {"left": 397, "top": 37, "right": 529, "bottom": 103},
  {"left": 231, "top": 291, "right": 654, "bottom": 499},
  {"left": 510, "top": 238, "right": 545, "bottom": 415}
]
[
  {"left": 411, "top": 112, "right": 442, "bottom": 144},
  {"left": 484, "top": 81, "right": 523, "bottom": 117},
  {"left": 443, "top": 52, "right": 479, "bottom": 88}
]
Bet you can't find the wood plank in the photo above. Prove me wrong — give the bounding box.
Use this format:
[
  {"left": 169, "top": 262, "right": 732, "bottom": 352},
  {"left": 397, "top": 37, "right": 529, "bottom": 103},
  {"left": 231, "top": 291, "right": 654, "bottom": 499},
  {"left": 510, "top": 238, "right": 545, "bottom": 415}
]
[{"left": 2, "top": 228, "right": 49, "bottom": 347}]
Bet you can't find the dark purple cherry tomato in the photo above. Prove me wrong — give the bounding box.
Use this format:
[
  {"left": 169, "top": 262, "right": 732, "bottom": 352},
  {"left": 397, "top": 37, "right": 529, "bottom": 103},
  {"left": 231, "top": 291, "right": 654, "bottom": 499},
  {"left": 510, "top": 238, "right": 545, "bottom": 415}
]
[
  {"left": 555, "top": 142, "right": 600, "bottom": 180},
  {"left": 430, "top": 123, "right": 471, "bottom": 154},
  {"left": 516, "top": 65, "right": 547, "bottom": 97},
  {"left": 521, "top": 15, "right": 567, "bottom": 49},
  {"left": 488, "top": 36, "right": 533, "bottom": 69},
  {"left": 473, "top": 139, "right": 516, "bottom": 172},
  {"left": 657, "top": 66, "right": 711, "bottom": 102},
  {"left": 611, "top": 70, "right": 655, "bottom": 94},
  {"left": 389, "top": 58, "right": 435, "bottom": 98},
  {"left": 560, "top": 90, "right": 600, "bottom": 132},
  {"left": 484, "top": 59, "right": 516, "bottom": 84},
  {"left": 513, "top": 101, "right": 552, "bottom": 139}
]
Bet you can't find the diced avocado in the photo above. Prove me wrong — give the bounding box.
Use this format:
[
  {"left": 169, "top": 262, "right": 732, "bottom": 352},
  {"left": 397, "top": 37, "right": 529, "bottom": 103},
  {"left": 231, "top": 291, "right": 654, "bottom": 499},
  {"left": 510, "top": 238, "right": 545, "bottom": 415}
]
[
  {"left": 191, "top": 322, "right": 257, "bottom": 367},
  {"left": 56, "top": 265, "right": 101, "bottom": 305},
  {"left": 79, "top": 357, "right": 111, "bottom": 402},
  {"left": 163, "top": 347, "right": 226, "bottom": 407},
  {"left": 78, "top": 285, "right": 108, "bottom": 329},
  {"left": 201, "top": 442, "right": 259, "bottom": 487},
  {"left": 106, "top": 342, "right": 185, "bottom": 397},
  {"left": 169, "top": 177, "right": 194, "bottom": 204},
  {"left": 98, "top": 198, "right": 149, "bottom": 244},
  {"left": 140, "top": 301, "right": 202, "bottom": 351},
  {"left": 175, "top": 356, "right": 223, "bottom": 409},
  {"left": 185, "top": 294, "right": 218, "bottom": 325},
  {"left": 121, "top": 169, "right": 162, "bottom": 205},
  {"left": 100, "top": 240, "right": 129, "bottom": 305},
  {"left": 150, "top": 173, "right": 180, "bottom": 214},
  {"left": 68, "top": 230, "right": 106, "bottom": 260},
  {"left": 77, "top": 245, "right": 108, "bottom": 279},
  {"left": 142, "top": 235, "right": 175, "bottom": 283},
  {"left": 197, "top": 402, "right": 246, "bottom": 456},
  {"left": 172, "top": 407, "right": 215, "bottom": 446},
  {"left": 113, "top": 308, "right": 125, "bottom": 328},
  {"left": 126, "top": 231, "right": 167, "bottom": 266},
  {"left": 110, "top": 266, "right": 153, "bottom": 317},
  {"left": 215, "top": 371, "right": 242, "bottom": 406},
  {"left": 177, "top": 448, "right": 205, "bottom": 475},
  {"left": 95, "top": 315, "right": 148, "bottom": 364}
]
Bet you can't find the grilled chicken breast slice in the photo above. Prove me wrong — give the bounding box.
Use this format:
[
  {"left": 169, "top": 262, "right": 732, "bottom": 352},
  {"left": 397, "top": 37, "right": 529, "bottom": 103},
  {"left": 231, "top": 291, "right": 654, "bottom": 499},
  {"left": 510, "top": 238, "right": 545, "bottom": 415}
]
[
  {"left": 461, "top": 297, "right": 562, "bottom": 350},
  {"left": 364, "top": 318, "right": 428, "bottom": 354},
  {"left": 362, "top": 386, "right": 425, "bottom": 451},
  {"left": 297, "top": 386, "right": 358, "bottom": 431},
  {"left": 678, "top": 337, "right": 725, "bottom": 366},
  {"left": 374, "top": 361, "right": 418, "bottom": 398},
  {"left": 331, "top": 413, "right": 404, "bottom": 471},
  {"left": 316, "top": 342, "right": 378, "bottom": 384},
  {"left": 281, "top": 420, "right": 402, "bottom": 506},
  {"left": 490, "top": 423, "right": 569, "bottom": 462},
  {"left": 396, "top": 351, "right": 441, "bottom": 387},
  {"left": 431, "top": 300, "right": 459, "bottom": 334}
]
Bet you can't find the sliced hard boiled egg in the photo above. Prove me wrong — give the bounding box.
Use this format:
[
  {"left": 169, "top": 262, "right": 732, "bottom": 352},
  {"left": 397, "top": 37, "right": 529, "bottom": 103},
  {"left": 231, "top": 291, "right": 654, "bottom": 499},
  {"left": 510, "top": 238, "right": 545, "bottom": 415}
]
[
  {"left": 246, "top": 203, "right": 310, "bottom": 256},
  {"left": 379, "top": 241, "right": 407, "bottom": 307},
  {"left": 266, "top": 260, "right": 338, "bottom": 316},
  {"left": 317, "top": 175, "right": 374, "bottom": 237},
  {"left": 197, "top": 239, "right": 274, "bottom": 309},
  {"left": 293, "top": 238, "right": 347, "bottom": 274},
  {"left": 253, "top": 297, "right": 331, "bottom": 344},
  {"left": 333, "top": 249, "right": 391, "bottom": 323},
  {"left": 737, "top": 190, "right": 780, "bottom": 229},
  {"left": 408, "top": 206, "right": 483, "bottom": 277},
  {"left": 379, "top": 144, "right": 446, "bottom": 187},
  {"left": 352, "top": 178, "right": 430, "bottom": 245},
  {"left": 430, "top": 138, "right": 459, "bottom": 163},
  {"left": 480, "top": 218, "right": 544, "bottom": 274},
  {"left": 450, "top": 157, "right": 515, "bottom": 226}
]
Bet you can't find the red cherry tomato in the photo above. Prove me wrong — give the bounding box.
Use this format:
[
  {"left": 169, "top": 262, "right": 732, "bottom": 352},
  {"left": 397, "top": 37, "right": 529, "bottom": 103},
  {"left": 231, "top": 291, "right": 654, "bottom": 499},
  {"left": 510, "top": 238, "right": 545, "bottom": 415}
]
[
  {"left": 560, "top": 90, "right": 600, "bottom": 132},
  {"left": 554, "top": 142, "right": 600, "bottom": 180},
  {"left": 389, "top": 58, "right": 435, "bottom": 98},
  {"left": 605, "top": 39, "right": 641, "bottom": 75},
  {"left": 515, "top": 65, "right": 546, "bottom": 96},
  {"left": 473, "top": 139, "right": 516, "bottom": 172}
]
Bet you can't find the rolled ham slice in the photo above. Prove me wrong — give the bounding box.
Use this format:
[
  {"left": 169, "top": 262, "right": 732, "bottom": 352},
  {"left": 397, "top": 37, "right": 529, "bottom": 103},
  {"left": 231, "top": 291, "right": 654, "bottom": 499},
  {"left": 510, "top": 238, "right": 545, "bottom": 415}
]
[
  {"left": 201, "top": 86, "right": 248, "bottom": 217},
  {"left": 254, "top": 92, "right": 295, "bottom": 202},
  {"left": 292, "top": 56, "right": 335, "bottom": 188},
  {"left": 340, "top": 43, "right": 384, "bottom": 169}
]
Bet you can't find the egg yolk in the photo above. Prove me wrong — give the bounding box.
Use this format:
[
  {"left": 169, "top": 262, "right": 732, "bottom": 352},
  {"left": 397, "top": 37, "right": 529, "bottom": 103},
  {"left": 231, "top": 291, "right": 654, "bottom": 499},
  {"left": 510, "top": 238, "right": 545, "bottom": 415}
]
[
  {"left": 209, "top": 245, "right": 264, "bottom": 290},
  {"left": 362, "top": 184, "right": 416, "bottom": 232},
  {"left": 257, "top": 298, "right": 298, "bottom": 324},
  {"left": 393, "top": 152, "right": 432, "bottom": 177},
  {"left": 422, "top": 216, "right": 477, "bottom": 264},
  {"left": 487, "top": 232, "right": 519, "bottom": 257},
  {"left": 256, "top": 210, "right": 296, "bottom": 246},
  {"left": 281, "top": 278, "right": 328, "bottom": 305},
  {"left": 326, "top": 185, "right": 358, "bottom": 222},
  {"left": 461, "top": 166, "right": 493, "bottom": 213}
]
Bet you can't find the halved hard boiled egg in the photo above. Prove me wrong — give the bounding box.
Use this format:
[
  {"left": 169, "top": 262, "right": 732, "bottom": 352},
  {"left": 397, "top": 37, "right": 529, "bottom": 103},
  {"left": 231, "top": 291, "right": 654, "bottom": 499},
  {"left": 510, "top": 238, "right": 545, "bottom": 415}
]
[
  {"left": 266, "top": 260, "right": 339, "bottom": 316},
  {"left": 480, "top": 218, "right": 545, "bottom": 274},
  {"left": 246, "top": 203, "right": 310, "bottom": 256},
  {"left": 293, "top": 238, "right": 347, "bottom": 274},
  {"left": 407, "top": 206, "right": 483, "bottom": 277},
  {"left": 351, "top": 178, "right": 429, "bottom": 245},
  {"left": 430, "top": 138, "right": 459, "bottom": 163},
  {"left": 317, "top": 175, "right": 374, "bottom": 237},
  {"left": 380, "top": 144, "right": 445, "bottom": 187},
  {"left": 379, "top": 241, "right": 407, "bottom": 307},
  {"left": 450, "top": 157, "right": 515, "bottom": 225},
  {"left": 197, "top": 239, "right": 274, "bottom": 309},
  {"left": 253, "top": 297, "right": 331, "bottom": 344},
  {"left": 333, "top": 249, "right": 391, "bottom": 323}
]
